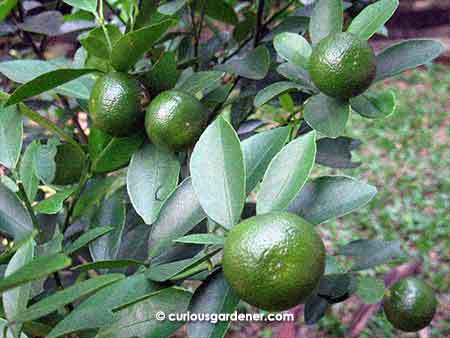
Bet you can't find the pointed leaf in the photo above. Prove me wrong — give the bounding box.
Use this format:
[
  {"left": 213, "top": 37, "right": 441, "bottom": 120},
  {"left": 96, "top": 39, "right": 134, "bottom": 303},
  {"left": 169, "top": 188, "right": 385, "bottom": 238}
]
[
  {"left": 242, "top": 126, "right": 290, "bottom": 193},
  {"left": 72, "top": 260, "right": 144, "bottom": 273},
  {"left": 176, "top": 71, "right": 225, "bottom": 98},
  {"left": 288, "top": 176, "right": 377, "bottom": 225},
  {"left": 187, "top": 270, "right": 240, "bottom": 338},
  {"left": 277, "top": 63, "right": 317, "bottom": 92},
  {"left": 257, "top": 131, "right": 316, "bottom": 214},
  {"left": 350, "top": 90, "right": 396, "bottom": 119},
  {"left": 127, "top": 143, "right": 180, "bottom": 225},
  {"left": 33, "top": 187, "right": 76, "bottom": 215},
  {"left": 190, "top": 117, "right": 245, "bottom": 229},
  {"left": 111, "top": 19, "right": 176, "bottom": 72},
  {"left": 304, "top": 94, "right": 350, "bottom": 138},
  {"left": 0, "top": 318, "right": 28, "bottom": 338},
  {"left": 316, "top": 137, "right": 362, "bottom": 169},
  {"left": 274, "top": 32, "right": 312, "bottom": 68},
  {"left": 347, "top": 0, "right": 399, "bottom": 40},
  {"left": 375, "top": 39, "right": 445, "bottom": 81},
  {"left": 309, "top": 0, "right": 343, "bottom": 45},
  {"left": 19, "top": 141, "right": 40, "bottom": 202},
  {"left": 140, "top": 52, "right": 178, "bottom": 95},
  {"left": 0, "top": 104, "right": 22, "bottom": 170},
  {"left": 202, "top": 0, "right": 238, "bottom": 25},
  {"left": 174, "top": 234, "right": 225, "bottom": 246},
  {"left": 254, "top": 82, "right": 305, "bottom": 108},
  {"left": 62, "top": 0, "right": 97, "bottom": 13},
  {"left": 64, "top": 226, "right": 113, "bottom": 255}
]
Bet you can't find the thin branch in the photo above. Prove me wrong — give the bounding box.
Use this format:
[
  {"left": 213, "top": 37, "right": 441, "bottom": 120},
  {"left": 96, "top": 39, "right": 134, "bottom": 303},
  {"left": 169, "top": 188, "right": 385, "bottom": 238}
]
[
  {"left": 194, "top": 0, "right": 207, "bottom": 69},
  {"left": 253, "top": 0, "right": 265, "bottom": 48},
  {"left": 13, "top": 7, "right": 44, "bottom": 59}
]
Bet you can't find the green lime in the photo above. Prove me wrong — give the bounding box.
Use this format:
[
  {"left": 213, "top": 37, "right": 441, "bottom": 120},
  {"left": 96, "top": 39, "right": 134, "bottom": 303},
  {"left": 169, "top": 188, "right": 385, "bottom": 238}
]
[
  {"left": 145, "top": 90, "right": 208, "bottom": 151},
  {"left": 53, "top": 143, "right": 85, "bottom": 185},
  {"left": 89, "top": 72, "right": 143, "bottom": 137},
  {"left": 383, "top": 278, "right": 437, "bottom": 332},
  {"left": 222, "top": 212, "right": 326, "bottom": 311},
  {"left": 308, "top": 32, "right": 376, "bottom": 99}
]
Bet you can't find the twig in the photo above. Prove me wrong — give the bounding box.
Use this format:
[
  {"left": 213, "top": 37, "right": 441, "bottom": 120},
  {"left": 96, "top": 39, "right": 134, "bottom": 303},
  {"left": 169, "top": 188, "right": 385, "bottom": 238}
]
[
  {"left": 253, "top": 0, "right": 265, "bottom": 48},
  {"left": 194, "top": 0, "right": 207, "bottom": 70},
  {"left": 13, "top": 7, "right": 44, "bottom": 59}
]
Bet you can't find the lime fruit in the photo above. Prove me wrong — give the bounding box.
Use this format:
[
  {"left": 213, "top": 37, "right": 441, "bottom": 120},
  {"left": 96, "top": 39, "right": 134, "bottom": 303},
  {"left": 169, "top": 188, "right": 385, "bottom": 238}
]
[
  {"left": 383, "top": 278, "right": 437, "bottom": 332},
  {"left": 222, "top": 212, "right": 326, "bottom": 311},
  {"left": 309, "top": 32, "right": 376, "bottom": 99},
  {"left": 53, "top": 143, "right": 85, "bottom": 185},
  {"left": 89, "top": 72, "right": 143, "bottom": 137},
  {"left": 145, "top": 90, "right": 208, "bottom": 151}
]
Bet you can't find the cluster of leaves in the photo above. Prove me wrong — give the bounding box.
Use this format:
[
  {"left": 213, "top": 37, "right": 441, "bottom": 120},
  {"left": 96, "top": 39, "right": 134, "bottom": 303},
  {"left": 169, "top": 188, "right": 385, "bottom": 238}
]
[{"left": 0, "top": 0, "right": 444, "bottom": 337}]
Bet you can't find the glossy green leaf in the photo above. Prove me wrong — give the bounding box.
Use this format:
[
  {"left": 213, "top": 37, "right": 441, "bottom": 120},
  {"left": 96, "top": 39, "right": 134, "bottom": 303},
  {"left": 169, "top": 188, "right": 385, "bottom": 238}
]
[
  {"left": 274, "top": 32, "right": 312, "bottom": 68},
  {"left": 127, "top": 143, "right": 180, "bottom": 225},
  {"left": 318, "top": 273, "right": 357, "bottom": 301},
  {"left": 5, "top": 68, "right": 97, "bottom": 106},
  {"left": 12, "top": 274, "right": 124, "bottom": 324},
  {"left": 0, "top": 318, "right": 28, "bottom": 338},
  {"left": 277, "top": 62, "right": 317, "bottom": 92},
  {"left": 158, "top": 0, "right": 186, "bottom": 15},
  {"left": 288, "top": 176, "right": 377, "bottom": 225},
  {"left": 375, "top": 39, "right": 445, "bottom": 81},
  {"left": 33, "top": 139, "right": 59, "bottom": 184},
  {"left": 347, "top": 0, "right": 398, "bottom": 40},
  {"left": 64, "top": 226, "right": 113, "bottom": 255},
  {"left": 0, "top": 60, "right": 92, "bottom": 100},
  {"left": 148, "top": 178, "right": 206, "bottom": 260},
  {"left": 0, "top": 104, "right": 22, "bottom": 170},
  {"left": 140, "top": 52, "right": 177, "bottom": 95},
  {"left": 174, "top": 234, "right": 225, "bottom": 245},
  {"left": 97, "top": 287, "right": 192, "bottom": 338},
  {"left": 190, "top": 117, "right": 245, "bottom": 229},
  {"left": 304, "top": 94, "right": 350, "bottom": 138},
  {"left": 257, "top": 131, "right": 316, "bottom": 214},
  {"left": 19, "top": 141, "right": 40, "bottom": 202},
  {"left": 0, "top": 183, "right": 33, "bottom": 240},
  {"left": 147, "top": 249, "right": 221, "bottom": 282},
  {"left": 187, "top": 270, "right": 240, "bottom": 338},
  {"left": 79, "top": 25, "right": 122, "bottom": 60},
  {"left": 215, "top": 46, "right": 270, "bottom": 80},
  {"left": 47, "top": 274, "right": 161, "bottom": 338},
  {"left": 71, "top": 260, "right": 144, "bottom": 273},
  {"left": 309, "top": 0, "right": 343, "bottom": 45},
  {"left": 111, "top": 19, "right": 176, "bottom": 72},
  {"left": 316, "top": 137, "right": 362, "bottom": 169},
  {"left": 176, "top": 71, "right": 224, "bottom": 98},
  {"left": 33, "top": 188, "right": 76, "bottom": 215},
  {"left": 62, "top": 0, "right": 97, "bottom": 13},
  {"left": 202, "top": 0, "right": 238, "bottom": 25},
  {"left": 254, "top": 82, "right": 305, "bottom": 108},
  {"left": 0, "top": 254, "right": 71, "bottom": 294},
  {"left": 350, "top": 90, "right": 396, "bottom": 119},
  {"left": 356, "top": 276, "right": 385, "bottom": 304},
  {"left": 242, "top": 126, "right": 290, "bottom": 193},
  {"left": 0, "top": 0, "right": 18, "bottom": 22},
  {"left": 3, "top": 239, "right": 34, "bottom": 337}
]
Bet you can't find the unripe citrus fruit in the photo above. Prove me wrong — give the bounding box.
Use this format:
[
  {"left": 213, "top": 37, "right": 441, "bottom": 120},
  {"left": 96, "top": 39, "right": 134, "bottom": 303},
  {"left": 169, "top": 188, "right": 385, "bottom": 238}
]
[
  {"left": 383, "top": 278, "right": 437, "bottom": 332},
  {"left": 145, "top": 90, "right": 208, "bottom": 151},
  {"left": 309, "top": 32, "right": 376, "bottom": 99},
  {"left": 53, "top": 143, "right": 85, "bottom": 185},
  {"left": 222, "top": 212, "right": 326, "bottom": 311},
  {"left": 89, "top": 72, "right": 143, "bottom": 137}
]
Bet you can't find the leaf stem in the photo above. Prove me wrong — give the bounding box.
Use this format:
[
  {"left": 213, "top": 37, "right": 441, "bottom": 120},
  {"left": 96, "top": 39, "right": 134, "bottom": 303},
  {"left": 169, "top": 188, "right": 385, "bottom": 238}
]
[{"left": 17, "top": 182, "right": 39, "bottom": 230}]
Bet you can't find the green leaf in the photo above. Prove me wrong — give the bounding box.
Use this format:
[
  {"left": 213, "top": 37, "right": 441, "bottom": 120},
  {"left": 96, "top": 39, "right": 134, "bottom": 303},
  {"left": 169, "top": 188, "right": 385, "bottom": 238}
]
[
  {"left": 257, "top": 131, "right": 316, "bottom": 214},
  {"left": 187, "top": 270, "right": 240, "bottom": 338},
  {"left": 64, "top": 226, "right": 113, "bottom": 255},
  {"left": 0, "top": 60, "right": 92, "bottom": 100},
  {"left": 309, "top": 0, "right": 343, "bottom": 45},
  {"left": 0, "top": 254, "right": 71, "bottom": 294},
  {"left": 127, "top": 143, "right": 180, "bottom": 225},
  {"left": 5, "top": 69, "right": 97, "bottom": 106},
  {"left": 0, "top": 0, "right": 18, "bottom": 22},
  {"left": 0, "top": 104, "right": 22, "bottom": 170},
  {"left": 304, "top": 295, "right": 329, "bottom": 325},
  {"left": 347, "top": 0, "right": 399, "bottom": 40},
  {"left": 19, "top": 141, "right": 40, "bottom": 202},
  {"left": 12, "top": 274, "right": 124, "bottom": 324},
  {"left": 318, "top": 273, "right": 357, "bottom": 301},
  {"left": 158, "top": 0, "right": 186, "bottom": 15},
  {"left": 176, "top": 71, "right": 225, "bottom": 99},
  {"left": 254, "top": 82, "right": 305, "bottom": 108},
  {"left": 47, "top": 274, "right": 161, "bottom": 338},
  {"left": 89, "top": 189, "right": 126, "bottom": 262},
  {"left": 316, "top": 137, "right": 362, "bottom": 169},
  {"left": 79, "top": 25, "right": 123, "bottom": 60},
  {"left": 62, "top": 0, "right": 97, "bottom": 13},
  {"left": 277, "top": 62, "right": 317, "bottom": 92},
  {"left": 97, "top": 287, "right": 192, "bottom": 338},
  {"left": 33, "top": 139, "right": 59, "bottom": 184},
  {"left": 356, "top": 276, "right": 385, "bottom": 304},
  {"left": 242, "top": 126, "right": 290, "bottom": 194},
  {"left": 375, "top": 39, "right": 445, "bottom": 81},
  {"left": 3, "top": 239, "right": 34, "bottom": 337},
  {"left": 111, "top": 19, "right": 176, "bottom": 72},
  {"left": 147, "top": 249, "right": 220, "bottom": 282},
  {"left": 215, "top": 46, "right": 270, "bottom": 80},
  {"left": 304, "top": 94, "right": 350, "bottom": 138},
  {"left": 274, "top": 32, "right": 312, "bottom": 68},
  {"left": 288, "top": 176, "right": 377, "bottom": 225},
  {"left": 190, "top": 117, "right": 245, "bottom": 229},
  {"left": 350, "top": 90, "right": 396, "bottom": 119},
  {"left": 89, "top": 128, "right": 144, "bottom": 174},
  {"left": 0, "top": 183, "right": 33, "bottom": 240},
  {"left": 202, "top": 0, "right": 238, "bottom": 25},
  {"left": 0, "top": 318, "right": 28, "bottom": 338},
  {"left": 174, "top": 234, "right": 225, "bottom": 245},
  {"left": 33, "top": 187, "right": 76, "bottom": 215},
  {"left": 148, "top": 178, "right": 206, "bottom": 260},
  {"left": 140, "top": 52, "right": 178, "bottom": 95},
  {"left": 72, "top": 260, "right": 144, "bottom": 273}
]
